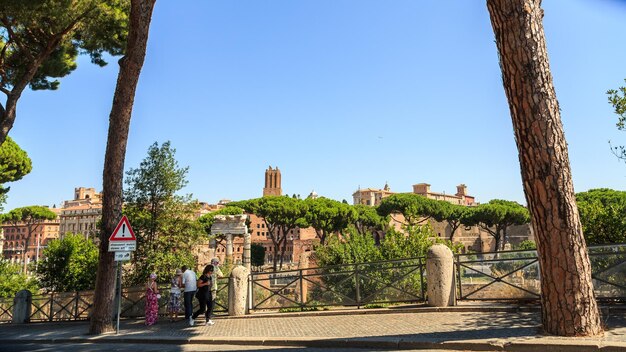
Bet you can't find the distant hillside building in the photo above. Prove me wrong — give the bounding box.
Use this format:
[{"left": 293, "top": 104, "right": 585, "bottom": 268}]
[
  {"left": 352, "top": 183, "right": 394, "bottom": 206},
  {"left": 354, "top": 182, "right": 534, "bottom": 252},
  {"left": 263, "top": 166, "right": 282, "bottom": 197},
  {"left": 59, "top": 187, "right": 102, "bottom": 241},
  {"left": 412, "top": 183, "right": 476, "bottom": 206}
]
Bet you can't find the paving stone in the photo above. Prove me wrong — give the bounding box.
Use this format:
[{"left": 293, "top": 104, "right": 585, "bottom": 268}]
[{"left": 0, "top": 308, "right": 624, "bottom": 351}]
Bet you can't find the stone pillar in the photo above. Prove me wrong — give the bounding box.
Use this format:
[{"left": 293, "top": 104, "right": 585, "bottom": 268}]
[
  {"left": 297, "top": 251, "right": 310, "bottom": 305},
  {"left": 228, "top": 265, "right": 250, "bottom": 316},
  {"left": 208, "top": 238, "right": 217, "bottom": 259},
  {"left": 12, "top": 290, "right": 32, "bottom": 323},
  {"left": 426, "top": 244, "right": 456, "bottom": 307},
  {"left": 225, "top": 234, "right": 233, "bottom": 265},
  {"left": 243, "top": 233, "right": 251, "bottom": 271}
]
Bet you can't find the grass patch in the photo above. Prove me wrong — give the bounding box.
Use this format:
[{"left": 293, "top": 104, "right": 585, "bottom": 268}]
[
  {"left": 279, "top": 306, "right": 320, "bottom": 313},
  {"left": 363, "top": 303, "right": 391, "bottom": 309}
]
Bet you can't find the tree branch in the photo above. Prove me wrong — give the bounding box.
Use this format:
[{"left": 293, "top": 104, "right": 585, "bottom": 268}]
[
  {"left": 55, "top": 7, "right": 97, "bottom": 39},
  {"left": 0, "top": 17, "right": 33, "bottom": 61}
]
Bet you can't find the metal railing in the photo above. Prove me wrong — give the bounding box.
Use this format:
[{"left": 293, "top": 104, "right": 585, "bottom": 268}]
[
  {"left": 0, "top": 278, "right": 229, "bottom": 323},
  {"left": 250, "top": 257, "right": 426, "bottom": 311},
  {"left": 589, "top": 244, "right": 626, "bottom": 302},
  {"left": 1, "top": 244, "right": 624, "bottom": 323},
  {"left": 0, "top": 296, "right": 14, "bottom": 322},
  {"left": 456, "top": 249, "right": 540, "bottom": 301},
  {"left": 455, "top": 243, "right": 626, "bottom": 302}
]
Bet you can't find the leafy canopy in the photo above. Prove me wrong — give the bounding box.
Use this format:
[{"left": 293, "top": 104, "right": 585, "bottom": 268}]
[
  {"left": 3, "top": 205, "right": 57, "bottom": 224},
  {"left": 576, "top": 188, "right": 626, "bottom": 245},
  {"left": 124, "top": 141, "right": 189, "bottom": 211},
  {"left": 35, "top": 233, "right": 98, "bottom": 292},
  {"left": 303, "top": 197, "right": 356, "bottom": 245},
  {"left": 352, "top": 204, "right": 388, "bottom": 237},
  {"left": 0, "top": 0, "right": 129, "bottom": 92},
  {"left": 123, "top": 141, "right": 201, "bottom": 285},
  {"left": 463, "top": 199, "right": 530, "bottom": 250},
  {"left": 0, "top": 259, "right": 38, "bottom": 297},
  {"left": 437, "top": 202, "right": 472, "bottom": 241},
  {"left": 316, "top": 224, "right": 462, "bottom": 268},
  {"left": 0, "top": 137, "right": 31, "bottom": 208},
  {"left": 377, "top": 193, "right": 440, "bottom": 225},
  {"left": 607, "top": 80, "right": 626, "bottom": 161},
  {"left": 230, "top": 196, "right": 307, "bottom": 270}
]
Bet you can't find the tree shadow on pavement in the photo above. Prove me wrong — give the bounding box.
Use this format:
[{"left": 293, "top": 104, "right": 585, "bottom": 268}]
[{"left": 348, "top": 311, "right": 541, "bottom": 343}]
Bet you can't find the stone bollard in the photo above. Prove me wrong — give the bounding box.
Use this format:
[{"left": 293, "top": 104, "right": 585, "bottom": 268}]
[
  {"left": 13, "top": 290, "right": 32, "bottom": 324},
  {"left": 426, "top": 244, "right": 456, "bottom": 307},
  {"left": 228, "top": 265, "right": 250, "bottom": 316}
]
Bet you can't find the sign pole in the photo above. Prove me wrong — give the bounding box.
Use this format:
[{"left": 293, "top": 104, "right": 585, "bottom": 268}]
[
  {"left": 108, "top": 215, "right": 135, "bottom": 336},
  {"left": 116, "top": 260, "right": 122, "bottom": 335}
]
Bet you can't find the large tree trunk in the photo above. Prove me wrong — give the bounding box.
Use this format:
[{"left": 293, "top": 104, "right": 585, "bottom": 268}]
[
  {"left": 487, "top": 0, "right": 602, "bottom": 336},
  {"left": 89, "top": 0, "right": 156, "bottom": 335}
]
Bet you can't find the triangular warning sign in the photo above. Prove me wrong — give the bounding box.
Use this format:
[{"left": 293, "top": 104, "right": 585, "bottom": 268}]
[{"left": 109, "top": 215, "right": 136, "bottom": 241}]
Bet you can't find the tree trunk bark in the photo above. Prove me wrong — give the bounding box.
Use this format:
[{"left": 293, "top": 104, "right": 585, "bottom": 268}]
[
  {"left": 89, "top": 0, "right": 156, "bottom": 335},
  {"left": 486, "top": 0, "right": 602, "bottom": 336}
]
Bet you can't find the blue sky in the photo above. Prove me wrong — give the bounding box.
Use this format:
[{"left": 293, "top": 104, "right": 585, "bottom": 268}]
[{"left": 5, "top": 0, "right": 626, "bottom": 211}]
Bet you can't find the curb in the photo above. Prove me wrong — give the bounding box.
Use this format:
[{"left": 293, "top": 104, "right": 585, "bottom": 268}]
[{"left": 1, "top": 336, "right": 626, "bottom": 351}]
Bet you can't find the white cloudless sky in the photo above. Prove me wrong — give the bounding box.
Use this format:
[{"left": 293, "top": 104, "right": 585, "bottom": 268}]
[{"left": 5, "top": 0, "right": 626, "bottom": 211}]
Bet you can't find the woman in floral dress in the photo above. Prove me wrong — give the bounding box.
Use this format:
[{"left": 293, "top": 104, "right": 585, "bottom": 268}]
[{"left": 145, "top": 273, "right": 159, "bottom": 326}]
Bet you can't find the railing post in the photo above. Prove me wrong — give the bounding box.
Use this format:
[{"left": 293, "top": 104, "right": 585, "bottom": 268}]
[
  {"left": 48, "top": 292, "right": 54, "bottom": 322},
  {"left": 456, "top": 255, "right": 463, "bottom": 300},
  {"left": 247, "top": 273, "right": 253, "bottom": 314},
  {"left": 74, "top": 291, "right": 79, "bottom": 319},
  {"left": 420, "top": 258, "right": 426, "bottom": 300},
  {"left": 299, "top": 268, "right": 304, "bottom": 311},
  {"left": 355, "top": 264, "right": 361, "bottom": 308}
]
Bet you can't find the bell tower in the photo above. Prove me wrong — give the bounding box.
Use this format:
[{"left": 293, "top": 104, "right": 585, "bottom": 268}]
[{"left": 263, "top": 166, "right": 282, "bottom": 197}]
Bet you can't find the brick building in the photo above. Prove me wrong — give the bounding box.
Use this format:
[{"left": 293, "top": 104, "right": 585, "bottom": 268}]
[{"left": 1, "top": 208, "right": 61, "bottom": 270}]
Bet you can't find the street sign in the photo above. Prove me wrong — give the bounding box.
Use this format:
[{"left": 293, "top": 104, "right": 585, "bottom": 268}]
[
  {"left": 108, "top": 216, "right": 136, "bottom": 252},
  {"left": 114, "top": 251, "right": 131, "bottom": 261},
  {"left": 109, "top": 242, "right": 136, "bottom": 251},
  {"left": 109, "top": 215, "right": 136, "bottom": 241}
]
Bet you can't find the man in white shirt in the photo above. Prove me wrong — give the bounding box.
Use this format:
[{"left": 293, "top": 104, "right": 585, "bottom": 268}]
[{"left": 181, "top": 265, "right": 197, "bottom": 326}]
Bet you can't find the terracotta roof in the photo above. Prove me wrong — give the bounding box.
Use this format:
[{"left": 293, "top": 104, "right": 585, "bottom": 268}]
[{"left": 61, "top": 204, "right": 102, "bottom": 212}]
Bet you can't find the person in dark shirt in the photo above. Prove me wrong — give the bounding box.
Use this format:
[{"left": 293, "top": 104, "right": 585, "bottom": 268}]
[{"left": 192, "top": 264, "right": 215, "bottom": 326}]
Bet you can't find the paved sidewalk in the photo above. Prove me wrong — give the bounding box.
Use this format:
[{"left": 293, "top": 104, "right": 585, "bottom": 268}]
[{"left": 0, "top": 307, "right": 625, "bottom": 351}]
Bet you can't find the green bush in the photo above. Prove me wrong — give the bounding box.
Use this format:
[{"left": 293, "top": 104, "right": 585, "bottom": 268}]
[{"left": 0, "top": 260, "right": 38, "bottom": 297}]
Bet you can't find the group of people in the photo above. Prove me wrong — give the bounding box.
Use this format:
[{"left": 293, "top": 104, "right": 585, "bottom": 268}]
[{"left": 144, "top": 258, "right": 224, "bottom": 326}]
